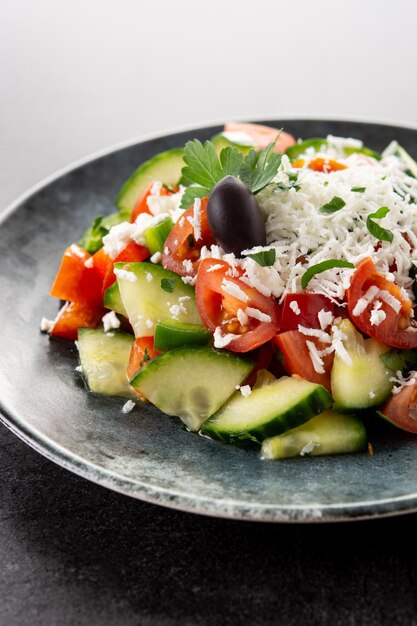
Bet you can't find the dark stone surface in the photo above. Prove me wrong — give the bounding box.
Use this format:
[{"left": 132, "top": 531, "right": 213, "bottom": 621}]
[{"left": 2, "top": 421, "right": 417, "bottom": 626}]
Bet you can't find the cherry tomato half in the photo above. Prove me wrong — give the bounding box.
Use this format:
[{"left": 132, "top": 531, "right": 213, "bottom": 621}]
[
  {"left": 346, "top": 257, "right": 417, "bottom": 349},
  {"left": 162, "top": 197, "right": 215, "bottom": 277},
  {"left": 379, "top": 383, "right": 417, "bottom": 434},
  {"left": 280, "top": 293, "right": 336, "bottom": 332},
  {"left": 195, "top": 258, "right": 280, "bottom": 353}
]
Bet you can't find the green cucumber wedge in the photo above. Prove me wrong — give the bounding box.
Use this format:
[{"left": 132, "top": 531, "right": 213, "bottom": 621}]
[
  {"left": 103, "top": 281, "right": 127, "bottom": 317},
  {"left": 331, "top": 319, "right": 393, "bottom": 409},
  {"left": 130, "top": 347, "right": 253, "bottom": 431},
  {"left": 210, "top": 133, "right": 253, "bottom": 155},
  {"left": 261, "top": 410, "right": 367, "bottom": 460},
  {"left": 202, "top": 376, "right": 332, "bottom": 443},
  {"left": 115, "top": 148, "right": 184, "bottom": 214},
  {"left": 77, "top": 328, "right": 135, "bottom": 398},
  {"left": 286, "top": 138, "right": 381, "bottom": 161},
  {"left": 115, "top": 261, "right": 202, "bottom": 337},
  {"left": 382, "top": 140, "right": 417, "bottom": 178}
]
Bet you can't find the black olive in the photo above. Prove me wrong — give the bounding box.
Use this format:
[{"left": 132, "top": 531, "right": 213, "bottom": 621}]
[{"left": 207, "top": 176, "right": 266, "bottom": 256}]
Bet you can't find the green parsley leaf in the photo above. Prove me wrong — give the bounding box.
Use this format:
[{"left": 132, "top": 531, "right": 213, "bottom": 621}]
[
  {"left": 239, "top": 142, "right": 282, "bottom": 194},
  {"left": 78, "top": 215, "right": 109, "bottom": 254},
  {"left": 160, "top": 278, "right": 176, "bottom": 293},
  {"left": 319, "top": 196, "right": 346, "bottom": 214},
  {"left": 180, "top": 185, "right": 210, "bottom": 210},
  {"left": 220, "top": 146, "right": 244, "bottom": 177},
  {"left": 182, "top": 139, "right": 223, "bottom": 189},
  {"left": 274, "top": 171, "right": 301, "bottom": 192},
  {"left": 301, "top": 259, "right": 355, "bottom": 289},
  {"left": 366, "top": 206, "right": 393, "bottom": 243},
  {"left": 140, "top": 347, "right": 151, "bottom": 368},
  {"left": 380, "top": 349, "right": 417, "bottom": 373},
  {"left": 351, "top": 187, "right": 366, "bottom": 193},
  {"left": 246, "top": 248, "right": 276, "bottom": 267}
]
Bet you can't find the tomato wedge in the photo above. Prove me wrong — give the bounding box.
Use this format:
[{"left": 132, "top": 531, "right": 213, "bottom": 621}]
[
  {"left": 346, "top": 257, "right": 417, "bottom": 349},
  {"left": 280, "top": 293, "right": 336, "bottom": 332},
  {"left": 50, "top": 301, "right": 105, "bottom": 341},
  {"left": 224, "top": 122, "right": 296, "bottom": 153},
  {"left": 379, "top": 382, "right": 417, "bottom": 434},
  {"left": 274, "top": 330, "right": 334, "bottom": 393},
  {"left": 127, "top": 337, "right": 161, "bottom": 400},
  {"left": 195, "top": 258, "right": 280, "bottom": 352},
  {"left": 50, "top": 244, "right": 103, "bottom": 308},
  {"left": 162, "top": 197, "right": 215, "bottom": 277}
]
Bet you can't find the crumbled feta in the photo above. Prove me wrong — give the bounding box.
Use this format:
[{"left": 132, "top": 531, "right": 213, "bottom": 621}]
[
  {"left": 114, "top": 268, "right": 137, "bottom": 282},
  {"left": 221, "top": 279, "right": 249, "bottom": 302},
  {"left": 298, "top": 325, "right": 332, "bottom": 344},
  {"left": 102, "top": 311, "right": 121, "bottom": 332},
  {"left": 75, "top": 365, "right": 83, "bottom": 373},
  {"left": 245, "top": 307, "right": 272, "bottom": 323},
  {"left": 181, "top": 275, "right": 197, "bottom": 286},
  {"left": 122, "top": 400, "right": 136, "bottom": 414},
  {"left": 213, "top": 327, "right": 239, "bottom": 348},
  {"left": 237, "top": 308, "right": 249, "bottom": 326},
  {"left": 318, "top": 309, "right": 334, "bottom": 330},
  {"left": 145, "top": 318, "right": 154, "bottom": 329},
  {"left": 235, "top": 384, "right": 252, "bottom": 398},
  {"left": 40, "top": 317, "right": 54, "bottom": 332},
  {"left": 84, "top": 257, "right": 94, "bottom": 268},
  {"left": 70, "top": 244, "right": 85, "bottom": 258},
  {"left": 370, "top": 301, "right": 386, "bottom": 326},
  {"left": 150, "top": 251, "right": 162, "bottom": 264},
  {"left": 300, "top": 441, "right": 320, "bottom": 456},
  {"left": 352, "top": 285, "right": 380, "bottom": 316},
  {"left": 389, "top": 370, "right": 417, "bottom": 395},
  {"left": 193, "top": 197, "right": 202, "bottom": 241},
  {"left": 306, "top": 340, "right": 325, "bottom": 374},
  {"left": 369, "top": 389, "right": 376, "bottom": 399},
  {"left": 146, "top": 272, "right": 153, "bottom": 282},
  {"left": 182, "top": 259, "right": 194, "bottom": 274},
  {"left": 206, "top": 263, "right": 224, "bottom": 273}
]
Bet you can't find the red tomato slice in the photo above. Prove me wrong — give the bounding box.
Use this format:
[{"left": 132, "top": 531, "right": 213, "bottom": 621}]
[
  {"left": 274, "top": 330, "right": 334, "bottom": 393},
  {"left": 280, "top": 293, "right": 336, "bottom": 332},
  {"left": 224, "top": 122, "right": 296, "bottom": 153},
  {"left": 346, "top": 257, "right": 417, "bottom": 349},
  {"left": 130, "top": 182, "right": 178, "bottom": 223},
  {"left": 379, "top": 383, "right": 417, "bottom": 433},
  {"left": 127, "top": 337, "right": 161, "bottom": 400},
  {"left": 195, "top": 258, "right": 280, "bottom": 352},
  {"left": 50, "top": 244, "right": 103, "bottom": 308},
  {"left": 50, "top": 301, "right": 105, "bottom": 342},
  {"left": 162, "top": 197, "right": 215, "bottom": 277},
  {"left": 102, "top": 240, "right": 149, "bottom": 293}
]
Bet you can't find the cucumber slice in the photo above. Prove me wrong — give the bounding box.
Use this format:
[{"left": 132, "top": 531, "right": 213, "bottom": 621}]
[
  {"left": 144, "top": 215, "right": 173, "bottom": 255},
  {"left": 115, "top": 148, "right": 184, "bottom": 214},
  {"left": 261, "top": 410, "right": 367, "bottom": 459},
  {"left": 115, "top": 261, "right": 202, "bottom": 337},
  {"left": 382, "top": 140, "right": 417, "bottom": 178},
  {"left": 130, "top": 347, "right": 253, "bottom": 431},
  {"left": 202, "top": 376, "right": 332, "bottom": 443},
  {"left": 154, "top": 318, "right": 211, "bottom": 351},
  {"left": 210, "top": 133, "right": 253, "bottom": 155},
  {"left": 103, "top": 281, "right": 127, "bottom": 317},
  {"left": 78, "top": 328, "right": 135, "bottom": 398},
  {"left": 331, "top": 319, "right": 393, "bottom": 409}
]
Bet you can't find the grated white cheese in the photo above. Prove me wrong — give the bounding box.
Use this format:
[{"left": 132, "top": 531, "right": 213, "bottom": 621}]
[
  {"left": 146, "top": 272, "right": 153, "bottom": 282},
  {"left": 193, "top": 197, "right": 202, "bottom": 241},
  {"left": 330, "top": 324, "right": 353, "bottom": 366},
  {"left": 300, "top": 441, "right": 320, "bottom": 456},
  {"left": 221, "top": 279, "right": 249, "bottom": 302},
  {"left": 352, "top": 285, "right": 380, "bottom": 316},
  {"left": 298, "top": 325, "right": 332, "bottom": 344},
  {"left": 389, "top": 370, "right": 417, "bottom": 395},
  {"left": 102, "top": 311, "right": 121, "bottom": 332},
  {"left": 306, "top": 340, "right": 325, "bottom": 374},
  {"left": 378, "top": 290, "right": 402, "bottom": 313},
  {"left": 246, "top": 307, "right": 272, "bottom": 323},
  {"left": 237, "top": 308, "right": 249, "bottom": 326},
  {"left": 213, "top": 327, "right": 239, "bottom": 348},
  {"left": 206, "top": 263, "right": 224, "bottom": 273},
  {"left": 84, "top": 256, "right": 94, "bottom": 268},
  {"left": 370, "top": 301, "right": 386, "bottom": 326},
  {"left": 182, "top": 259, "right": 194, "bottom": 274},
  {"left": 318, "top": 309, "right": 334, "bottom": 330},
  {"left": 70, "top": 244, "right": 85, "bottom": 258},
  {"left": 289, "top": 301, "right": 301, "bottom": 315}
]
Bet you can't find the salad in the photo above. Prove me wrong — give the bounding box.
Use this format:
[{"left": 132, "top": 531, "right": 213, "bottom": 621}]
[{"left": 41, "top": 122, "right": 417, "bottom": 460}]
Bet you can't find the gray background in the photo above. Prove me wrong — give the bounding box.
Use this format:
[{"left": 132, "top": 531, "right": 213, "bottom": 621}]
[{"left": 1, "top": 0, "right": 417, "bottom": 210}]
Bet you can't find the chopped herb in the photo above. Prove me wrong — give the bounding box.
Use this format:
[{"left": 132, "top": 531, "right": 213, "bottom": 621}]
[
  {"left": 78, "top": 215, "right": 109, "bottom": 254},
  {"left": 162, "top": 183, "right": 177, "bottom": 193},
  {"left": 319, "top": 196, "right": 346, "bottom": 214},
  {"left": 380, "top": 349, "right": 417, "bottom": 373},
  {"left": 246, "top": 248, "right": 276, "bottom": 267},
  {"left": 140, "top": 347, "right": 151, "bottom": 368},
  {"left": 274, "top": 172, "right": 301, "bottom": 192},
  {"left": 366, "top": 206, "right": 393, "bottom": 243},
  {"left": 323, "top": 181, "right": 329, "bottom": 187},
  {"left": 180, "top": 138, "right": 282, "bottom": 207},
  {"left": 161, "top": 278, "right": 176, "bottom": 293},
  {"left": 301, "top": 259, "right": 355, "bottom": 289},
  {"left": 187, "top": 234, "right": 195, "bottom": 248},
  {"left": 351, "top": 187, "right": 366, "bottom": 193}
]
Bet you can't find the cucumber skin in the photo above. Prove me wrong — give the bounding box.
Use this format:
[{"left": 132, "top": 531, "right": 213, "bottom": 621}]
[
  {"left": 103, "top": 282, "right": 127, "bottom": 317},
  {"left": 154, "top": 319, "right": 211, "bottom": 351},
  {"left": 202, "top": 380, "right": 332, "bottom": 444},
  {"left": 115, "top": 148, "right": 184, "bottom": 214}
]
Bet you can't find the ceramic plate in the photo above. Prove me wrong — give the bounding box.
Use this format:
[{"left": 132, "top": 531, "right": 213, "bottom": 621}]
[{"left": 2, "top": 119, "right": 417, "bottom": 523}]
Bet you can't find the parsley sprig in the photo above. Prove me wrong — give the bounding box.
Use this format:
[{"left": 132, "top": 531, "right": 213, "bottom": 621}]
[{"left": 180, "top": 139, "right": 282, "bottom": 208}]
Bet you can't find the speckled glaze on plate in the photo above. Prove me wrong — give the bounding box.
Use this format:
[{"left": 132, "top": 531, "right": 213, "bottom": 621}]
[{"left": 1, "top": 118, "right": 417, "bottom": 523}]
